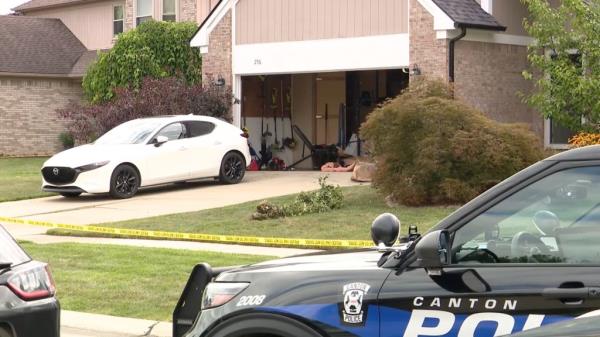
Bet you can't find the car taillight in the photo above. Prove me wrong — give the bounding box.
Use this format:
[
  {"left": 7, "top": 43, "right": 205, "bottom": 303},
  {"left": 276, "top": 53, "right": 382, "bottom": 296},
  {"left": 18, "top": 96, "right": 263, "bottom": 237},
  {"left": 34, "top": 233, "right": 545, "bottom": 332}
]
[{"left": 7, "top": 265, "right": 56, "bottom": 301}]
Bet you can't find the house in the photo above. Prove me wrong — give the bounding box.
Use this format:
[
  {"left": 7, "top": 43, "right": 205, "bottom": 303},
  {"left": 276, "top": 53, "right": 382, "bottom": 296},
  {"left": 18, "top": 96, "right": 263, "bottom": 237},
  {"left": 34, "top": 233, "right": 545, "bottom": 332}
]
[
  {"left": 191, "top": 0, "right": 573, "bottom": 168},
  {"left": 0, "top": 16, "right": 95, "bottom": 156},
  {"left": 1, "top": 0, "right": 219, "bottom": 156}
]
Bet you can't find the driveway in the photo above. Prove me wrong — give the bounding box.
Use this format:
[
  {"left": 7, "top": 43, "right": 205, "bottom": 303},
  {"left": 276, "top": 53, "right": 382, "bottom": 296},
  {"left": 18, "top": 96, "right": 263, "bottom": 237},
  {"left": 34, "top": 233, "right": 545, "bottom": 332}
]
[{"left": 0, "top": 171, "right": 360, "bottom": 226}]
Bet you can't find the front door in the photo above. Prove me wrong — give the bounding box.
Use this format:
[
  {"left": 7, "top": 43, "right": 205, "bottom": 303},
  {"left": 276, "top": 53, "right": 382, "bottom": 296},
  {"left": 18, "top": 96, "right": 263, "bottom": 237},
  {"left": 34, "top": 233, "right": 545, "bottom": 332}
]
[
  {"left": 315, "top": 72, "right": 345, "bottom": 145},
  {"left": 380, "top": 164, "right": 600, "bottom": 337}
]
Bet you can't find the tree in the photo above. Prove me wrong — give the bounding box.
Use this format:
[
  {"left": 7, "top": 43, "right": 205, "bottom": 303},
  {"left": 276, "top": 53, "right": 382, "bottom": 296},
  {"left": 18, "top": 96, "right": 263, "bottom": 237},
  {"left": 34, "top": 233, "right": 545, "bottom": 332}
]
[
  {"left": 83, "top": 21, "right": 202, "bottom": 103},
  {"left": 59, "top": 77, "right": 233, "bottom": 143},
  {"left": 522, "top": 0, "right": 600, "bottom": 132}
]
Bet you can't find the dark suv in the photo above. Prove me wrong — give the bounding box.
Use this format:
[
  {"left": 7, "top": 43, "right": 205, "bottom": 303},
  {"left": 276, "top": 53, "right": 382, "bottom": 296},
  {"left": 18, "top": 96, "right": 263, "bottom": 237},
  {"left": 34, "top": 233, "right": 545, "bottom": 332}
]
[{"left": 0, "top": 225, "right": 59, "bottom": 337}]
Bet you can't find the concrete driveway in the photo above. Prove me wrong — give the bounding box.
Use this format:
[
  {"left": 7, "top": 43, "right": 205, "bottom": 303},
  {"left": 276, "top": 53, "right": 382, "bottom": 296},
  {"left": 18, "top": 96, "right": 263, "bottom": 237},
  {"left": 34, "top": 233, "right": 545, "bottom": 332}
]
[{"left": 0, "top": 171, "right": 360, "bottom": 226}]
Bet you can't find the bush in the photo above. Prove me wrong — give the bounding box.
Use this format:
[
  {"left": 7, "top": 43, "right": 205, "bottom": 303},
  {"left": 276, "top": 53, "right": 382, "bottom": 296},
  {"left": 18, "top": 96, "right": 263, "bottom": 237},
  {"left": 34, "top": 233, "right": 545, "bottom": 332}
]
[
  {"left": 360, "top": 78, "right": 544, "bottom": 206},
  {"left": 58, "top": 76, "right": 233, "bottom": 143},
  {"left": 252, "top": 177, "right": 344, "bottom": 220},
  {"left": 83, "top": 21, "right": 201, "bottom": 103},
  {"left": 58, "top": 132, "right": 74, "bottom": 149},
  {"left": 569, "top": 133, "right": 600, "bottom": 148}
]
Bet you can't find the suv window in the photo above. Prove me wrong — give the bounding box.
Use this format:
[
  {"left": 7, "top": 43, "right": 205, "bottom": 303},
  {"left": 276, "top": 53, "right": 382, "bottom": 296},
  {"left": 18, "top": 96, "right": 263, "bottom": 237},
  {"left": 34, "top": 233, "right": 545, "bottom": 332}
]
[
  {"left": 156, "top": 122, "right": 187, "bottom": 141},
  {"left": 0, "top": 226, "right": 30, "bottom": 265},
  {"left": 186, "top": 121, "right": 215, "bottom": 138},
  {"left": 452, "top": 166, "right": 600, "bottom": 264}
]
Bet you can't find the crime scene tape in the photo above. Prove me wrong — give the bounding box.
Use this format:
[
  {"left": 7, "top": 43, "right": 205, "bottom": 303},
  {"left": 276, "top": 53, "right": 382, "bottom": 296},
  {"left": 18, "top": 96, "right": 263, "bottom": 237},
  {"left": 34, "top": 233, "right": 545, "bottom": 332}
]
[{"left": 0, "top": 216, "right": 373, "bottom": 248}]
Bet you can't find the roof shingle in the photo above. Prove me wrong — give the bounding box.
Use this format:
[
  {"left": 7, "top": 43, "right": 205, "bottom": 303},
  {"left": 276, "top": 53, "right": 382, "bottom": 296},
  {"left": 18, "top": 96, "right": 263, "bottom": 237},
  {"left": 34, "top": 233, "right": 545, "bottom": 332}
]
[
  {"left": 0, "top": 16, "right": 95, "bottom": 77},
  {"left": 432, "top": 0, "right": 506, "bottom": 31},
  {"left": 13, "top": 0, "right": 100, "bottom": 12}
]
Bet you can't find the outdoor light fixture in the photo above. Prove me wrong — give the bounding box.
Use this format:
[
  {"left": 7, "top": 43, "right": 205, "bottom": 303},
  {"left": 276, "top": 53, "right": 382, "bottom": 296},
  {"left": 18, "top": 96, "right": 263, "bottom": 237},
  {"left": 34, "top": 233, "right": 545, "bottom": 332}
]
[
  {"left": 410, "top": 64, "right": 421, "bottom": 76},
  {"left": 215, "top": 76, "right": 226, "bottom": 86}
]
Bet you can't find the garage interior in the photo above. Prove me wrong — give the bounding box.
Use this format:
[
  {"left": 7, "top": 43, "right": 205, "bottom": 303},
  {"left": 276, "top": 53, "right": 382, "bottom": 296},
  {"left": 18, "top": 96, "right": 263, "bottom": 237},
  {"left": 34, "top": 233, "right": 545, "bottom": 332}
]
[{"left": 241, "top": 69, "right": 409, "bottom": 170}]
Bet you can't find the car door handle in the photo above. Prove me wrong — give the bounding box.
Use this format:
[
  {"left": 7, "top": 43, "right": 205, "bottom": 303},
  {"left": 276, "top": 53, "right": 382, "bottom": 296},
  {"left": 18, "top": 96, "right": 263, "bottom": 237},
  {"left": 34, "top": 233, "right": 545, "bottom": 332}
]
[
  {"left": 213, "top": 141, "right": 222, "bottom": 146},
  {"left": 542, "top": 287, "right": 600, "bottom": 304},
  {"left": 179, "top": 146, "right": 187, "bottom": 151}
]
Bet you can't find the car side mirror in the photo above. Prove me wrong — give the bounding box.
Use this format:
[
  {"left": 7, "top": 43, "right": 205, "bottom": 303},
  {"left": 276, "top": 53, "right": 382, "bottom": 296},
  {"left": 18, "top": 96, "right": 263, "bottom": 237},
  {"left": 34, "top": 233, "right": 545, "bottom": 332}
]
[
  {"left": 371, "top": 213, "right": 400, "bottom": 248},
  {"left": 415, "top": 230, "right": 450, "bottom": 275},
  {"left": 153, "top": 135, "right": 169, "bottom": 147}
]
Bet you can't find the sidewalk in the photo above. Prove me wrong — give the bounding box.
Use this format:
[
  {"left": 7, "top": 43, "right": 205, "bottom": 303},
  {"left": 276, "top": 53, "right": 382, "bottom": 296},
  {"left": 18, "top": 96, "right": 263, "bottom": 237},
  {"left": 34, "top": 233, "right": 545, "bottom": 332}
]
[{"left": 62, "top": 311, "right": 170, "bottom": 337}]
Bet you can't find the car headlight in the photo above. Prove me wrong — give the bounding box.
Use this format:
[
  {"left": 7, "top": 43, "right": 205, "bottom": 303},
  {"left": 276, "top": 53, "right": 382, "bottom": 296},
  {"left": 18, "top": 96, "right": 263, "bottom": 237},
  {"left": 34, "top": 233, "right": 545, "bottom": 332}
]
[
  {"left": 76, "top": 161, "right": 110, "bottom": 172},
  {"left": 201, "top": 282, "right": 249, "bottom": 310}
]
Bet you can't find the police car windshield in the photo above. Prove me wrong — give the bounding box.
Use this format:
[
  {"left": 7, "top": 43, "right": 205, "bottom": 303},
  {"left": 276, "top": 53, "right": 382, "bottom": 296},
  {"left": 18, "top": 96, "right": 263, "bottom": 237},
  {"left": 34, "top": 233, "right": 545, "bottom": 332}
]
[
  {"left": 95, "top": 119, "right": 163, "bottom": 145},
  {"left": 0, "top": 226, "right": 30, "bottom": 266}
]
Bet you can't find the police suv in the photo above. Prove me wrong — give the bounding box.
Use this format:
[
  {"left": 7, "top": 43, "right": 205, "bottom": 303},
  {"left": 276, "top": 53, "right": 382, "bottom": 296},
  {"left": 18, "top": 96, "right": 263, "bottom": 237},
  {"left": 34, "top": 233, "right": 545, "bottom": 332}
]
[{"left": 174, "top": 145, "right": 600, "bottom": 337}]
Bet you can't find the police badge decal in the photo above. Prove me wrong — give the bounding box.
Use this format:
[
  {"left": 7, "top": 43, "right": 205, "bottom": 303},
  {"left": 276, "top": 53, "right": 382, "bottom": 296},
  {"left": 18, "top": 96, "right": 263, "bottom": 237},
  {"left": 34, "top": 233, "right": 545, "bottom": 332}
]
[{"left": 341, "top": 282, "right": 370, "bottom": 325}]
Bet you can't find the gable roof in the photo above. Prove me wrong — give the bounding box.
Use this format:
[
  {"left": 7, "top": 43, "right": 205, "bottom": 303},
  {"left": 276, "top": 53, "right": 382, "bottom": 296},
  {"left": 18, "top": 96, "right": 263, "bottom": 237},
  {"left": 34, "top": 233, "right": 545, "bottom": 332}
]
[
  {"left": 0, "top": 16, "right": 96, "bottom": 77},
  {"left": 13, "top": 0, "right": 100, "bottom": 12},
  {"left": 431, "top": 0, "right": 506, "bottom": 31}
]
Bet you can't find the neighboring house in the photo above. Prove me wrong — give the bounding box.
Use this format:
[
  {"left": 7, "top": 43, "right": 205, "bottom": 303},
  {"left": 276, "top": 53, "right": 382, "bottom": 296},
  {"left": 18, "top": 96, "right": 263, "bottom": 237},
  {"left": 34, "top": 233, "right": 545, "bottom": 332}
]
[
  {"left": 1, "top": 0, "right": 218, "bottom": 156},
  {"left": 0, "top": 16, "right": 95, "bottom": 156},
  {"left": 191, "top": 0, "right": 573, "bottom": 167}
]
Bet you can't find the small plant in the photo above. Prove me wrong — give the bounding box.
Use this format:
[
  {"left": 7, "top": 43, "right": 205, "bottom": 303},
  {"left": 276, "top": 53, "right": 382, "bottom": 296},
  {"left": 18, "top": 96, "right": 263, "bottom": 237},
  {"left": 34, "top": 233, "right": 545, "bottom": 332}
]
[
  {"left": 252, "top": 176, "right": 344, "bottom": 220},
  {"left": 569, "top": 133, "right": 600, "bottom": 148},
  {"left": 58, "top": 132, "right": 75, "bottom": 149}
]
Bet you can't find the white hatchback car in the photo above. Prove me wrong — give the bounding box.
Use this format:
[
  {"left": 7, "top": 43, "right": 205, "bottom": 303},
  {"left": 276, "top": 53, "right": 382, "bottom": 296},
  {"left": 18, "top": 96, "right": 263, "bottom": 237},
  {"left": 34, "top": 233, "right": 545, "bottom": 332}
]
[{"left": 41, "top": 115, "right": 251, "bottom": 199}]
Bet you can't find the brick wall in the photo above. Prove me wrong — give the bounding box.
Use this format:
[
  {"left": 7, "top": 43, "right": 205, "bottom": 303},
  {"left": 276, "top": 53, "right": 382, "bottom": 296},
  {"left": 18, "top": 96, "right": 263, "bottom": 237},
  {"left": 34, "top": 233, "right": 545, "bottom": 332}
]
[
  {"left": 0, "top": 76, "right": 83, "bottom": 157},
  {"left": 409, "top": 0, "right": 448, "bottom": 81},
  {"left": 454, "top": 40, "right": 544, "bottom": 139},
  {"left": 125, "top": 0, "right": 134, "bottom": 30},
  {"left": 179, "top": 0, "right": 196, "bottom": 22},
  {"left": 201, "top": 10, "right": 232, "bottom": 87}
]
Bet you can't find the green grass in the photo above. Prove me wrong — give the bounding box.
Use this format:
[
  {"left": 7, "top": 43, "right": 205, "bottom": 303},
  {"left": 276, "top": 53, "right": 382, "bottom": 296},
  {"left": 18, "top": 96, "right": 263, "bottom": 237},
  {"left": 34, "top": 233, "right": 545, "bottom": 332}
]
[
  {"left": 77, "top": 186, "right": 457, "bottom": 241},
  {"left": 0, "top": 157, "right": 50, "bottom": 202},
  {"left": 21, "top": 242, "right": 270, "bottom": 321}
]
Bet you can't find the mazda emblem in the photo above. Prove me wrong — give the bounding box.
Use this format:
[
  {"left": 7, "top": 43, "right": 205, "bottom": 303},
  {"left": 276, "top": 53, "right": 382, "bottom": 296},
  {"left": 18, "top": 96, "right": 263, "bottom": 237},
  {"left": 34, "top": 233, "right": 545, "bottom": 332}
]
[{"left": 53, "top": 168, "right": 59, "bottom": 176}]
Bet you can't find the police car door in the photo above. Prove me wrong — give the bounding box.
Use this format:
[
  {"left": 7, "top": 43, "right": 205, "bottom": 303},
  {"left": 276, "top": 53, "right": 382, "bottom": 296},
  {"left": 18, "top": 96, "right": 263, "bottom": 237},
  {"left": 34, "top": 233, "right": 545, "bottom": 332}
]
[{"left": 379, "top": 164, "right": 600, "bottom": 337}]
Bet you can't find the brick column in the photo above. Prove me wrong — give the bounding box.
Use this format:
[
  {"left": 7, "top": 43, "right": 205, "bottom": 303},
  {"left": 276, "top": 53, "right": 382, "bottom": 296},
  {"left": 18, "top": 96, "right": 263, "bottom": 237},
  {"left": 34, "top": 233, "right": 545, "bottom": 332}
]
[
  {"left": 201, "top": 9, "right": 232, "bottom": 88},
  {"left": 409, "top": 0, "right": 449, "bottom": 81}
]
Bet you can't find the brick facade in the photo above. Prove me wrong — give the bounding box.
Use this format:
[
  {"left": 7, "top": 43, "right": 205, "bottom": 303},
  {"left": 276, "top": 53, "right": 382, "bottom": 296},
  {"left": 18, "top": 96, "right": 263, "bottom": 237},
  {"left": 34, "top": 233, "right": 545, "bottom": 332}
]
[
  {"left": 179, "top": 0, "right": 197, "bottom": 22},
  {"left": 409, "top": 0, "right": 448, "bottom": 81},
  {"left": 201, "top": 10, "right": 232, "bottom": 88},
  {"left": 0, "top": 76, "right": 83, "bottom": 157},
  {"left": 454, "top": 40, "right": 544, "bottom": 138}
]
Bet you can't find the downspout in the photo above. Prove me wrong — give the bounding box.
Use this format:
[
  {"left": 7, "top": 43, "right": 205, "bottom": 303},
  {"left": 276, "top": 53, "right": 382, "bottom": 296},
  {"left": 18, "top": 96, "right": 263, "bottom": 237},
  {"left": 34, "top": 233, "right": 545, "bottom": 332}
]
[{"left": 448, "top": 26, "right": 467, "bottom": 83}]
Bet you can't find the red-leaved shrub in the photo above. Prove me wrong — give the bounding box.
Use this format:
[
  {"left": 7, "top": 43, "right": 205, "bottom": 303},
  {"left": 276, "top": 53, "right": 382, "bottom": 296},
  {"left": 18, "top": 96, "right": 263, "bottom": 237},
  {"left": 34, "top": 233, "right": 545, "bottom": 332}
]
[{"left": 58, "top": 76, "right": 233, "bottom": 143}]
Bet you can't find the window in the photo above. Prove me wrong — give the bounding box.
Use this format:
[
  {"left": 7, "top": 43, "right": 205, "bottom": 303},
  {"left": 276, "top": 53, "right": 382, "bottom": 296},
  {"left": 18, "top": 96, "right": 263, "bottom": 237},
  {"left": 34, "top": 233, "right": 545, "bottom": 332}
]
[
  {"left": 113, "top": 5, "right": 124, "bottom": 36},
  {"left": 156, "top": 123, "right": 186, "bottom": 141},
  {"left": 162, "top": 0, "right": 176, "bottom": 22},
  {"left": 185, "top": 121, "right": 215, "bottom": 137},
  {"left": 452, "top": 166, "right": 600, "bottom": 264},
  {"left": 136, "top": 0, "right": 153, "bottom": 26}
]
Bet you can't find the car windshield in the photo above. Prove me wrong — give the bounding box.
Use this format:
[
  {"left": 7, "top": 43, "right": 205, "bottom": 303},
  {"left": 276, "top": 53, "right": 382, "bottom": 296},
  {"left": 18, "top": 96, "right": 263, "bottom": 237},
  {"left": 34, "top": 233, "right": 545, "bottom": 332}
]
[
  {"left": 0, "top": 226, "right": 30, "bottom": 266},
  {"left": 95, "top": 119, "right": 163, "bottom": 145}
]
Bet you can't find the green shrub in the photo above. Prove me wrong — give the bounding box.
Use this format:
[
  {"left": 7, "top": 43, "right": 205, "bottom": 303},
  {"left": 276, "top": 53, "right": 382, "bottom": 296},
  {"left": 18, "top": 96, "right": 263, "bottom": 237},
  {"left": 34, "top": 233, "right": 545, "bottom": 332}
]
[
  {"left": 360, "top": 78, "right": 544, "bottom": 206},
  {"left": 58, "top": 132, "right": 74, "bottom": 149},
  {"left": 252, "top": 177, "right": 344, "bottom": 220}
]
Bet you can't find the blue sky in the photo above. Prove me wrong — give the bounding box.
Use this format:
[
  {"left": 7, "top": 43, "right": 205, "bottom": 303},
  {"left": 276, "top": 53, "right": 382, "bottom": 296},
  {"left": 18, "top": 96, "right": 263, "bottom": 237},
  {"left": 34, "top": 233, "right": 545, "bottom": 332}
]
[{"left": 1, "top": 0, "right": 29, "bottom": 14}]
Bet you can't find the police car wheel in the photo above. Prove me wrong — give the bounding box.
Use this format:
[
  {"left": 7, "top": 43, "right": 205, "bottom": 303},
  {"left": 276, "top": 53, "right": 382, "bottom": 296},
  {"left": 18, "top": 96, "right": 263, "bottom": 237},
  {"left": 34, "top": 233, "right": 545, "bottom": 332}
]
[{"left": 206, "top": 313, "right": 320, "bottom": 337}]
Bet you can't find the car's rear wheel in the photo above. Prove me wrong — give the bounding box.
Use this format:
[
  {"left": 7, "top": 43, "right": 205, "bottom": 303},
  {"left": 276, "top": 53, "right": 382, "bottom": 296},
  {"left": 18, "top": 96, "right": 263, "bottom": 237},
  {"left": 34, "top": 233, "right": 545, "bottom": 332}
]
[
  {"left": 60, "top": 192, "right": 81, "bottom": 198},
  {"left": 109, "top": 164, "right": 140, "bottom": 199},
  {"left": 219, "top": 152, "right": 246, "bottom": 184}
]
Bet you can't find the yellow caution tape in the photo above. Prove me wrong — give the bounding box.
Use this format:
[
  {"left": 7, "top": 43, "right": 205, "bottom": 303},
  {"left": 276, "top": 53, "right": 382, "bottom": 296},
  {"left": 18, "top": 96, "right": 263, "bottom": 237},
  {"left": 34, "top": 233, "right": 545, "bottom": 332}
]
[{"left": 0, "top": 216, "right": 373, "bottom": 249}]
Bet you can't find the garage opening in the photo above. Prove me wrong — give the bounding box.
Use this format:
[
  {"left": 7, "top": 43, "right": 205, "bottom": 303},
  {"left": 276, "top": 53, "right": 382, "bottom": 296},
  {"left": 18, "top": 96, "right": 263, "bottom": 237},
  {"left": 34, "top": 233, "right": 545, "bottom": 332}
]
[{"left": 241, "top": 69, "right": 409, "bottom": 170}]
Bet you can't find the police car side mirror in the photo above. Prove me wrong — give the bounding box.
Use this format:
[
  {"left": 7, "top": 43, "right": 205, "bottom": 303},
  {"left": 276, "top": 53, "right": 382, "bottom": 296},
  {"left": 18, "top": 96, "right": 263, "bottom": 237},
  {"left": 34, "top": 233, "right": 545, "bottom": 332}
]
[
  {"left": 371, "top": 213, "right": 400, "bottom": 248},
  {"left": 415, "top": 230, "right": 450, "bottom": 276}
]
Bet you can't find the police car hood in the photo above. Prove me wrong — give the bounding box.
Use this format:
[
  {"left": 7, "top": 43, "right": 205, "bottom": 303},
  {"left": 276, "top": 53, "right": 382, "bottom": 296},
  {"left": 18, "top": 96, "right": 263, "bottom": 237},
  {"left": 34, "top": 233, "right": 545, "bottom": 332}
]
[{"left": 216, "top": 248, "right": 395, "bottom": 281}]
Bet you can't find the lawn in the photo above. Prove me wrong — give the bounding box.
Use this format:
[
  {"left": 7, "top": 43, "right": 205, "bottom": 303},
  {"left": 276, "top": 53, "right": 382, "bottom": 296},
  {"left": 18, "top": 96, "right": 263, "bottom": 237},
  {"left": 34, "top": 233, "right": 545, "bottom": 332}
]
[
  {"left": 76, "top": 186, "right": 457, "bottom": 241},
  {"left": 22, "top": 242, "right": 270, "bottom": 321},
  {"left": 0, "top": 157, "right": 50, "bottom": 202}
]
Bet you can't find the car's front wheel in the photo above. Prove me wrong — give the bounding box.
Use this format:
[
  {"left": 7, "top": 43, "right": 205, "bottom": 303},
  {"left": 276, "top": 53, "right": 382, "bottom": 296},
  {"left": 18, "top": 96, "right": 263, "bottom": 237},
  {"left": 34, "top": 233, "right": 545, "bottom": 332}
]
[
  {"left": 109, "top": 164, "right": 140, "bottom": 199},
  {"left": 219, "top": 152, "right": 246, "bottom": 184},
  {"left": 60, "top": 192, "right": 82, "bottom": 198}
]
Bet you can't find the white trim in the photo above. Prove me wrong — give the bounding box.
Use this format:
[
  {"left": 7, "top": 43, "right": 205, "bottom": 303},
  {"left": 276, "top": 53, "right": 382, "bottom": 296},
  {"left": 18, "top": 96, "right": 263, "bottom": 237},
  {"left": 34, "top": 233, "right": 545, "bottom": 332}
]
[
  {"left": 190, "top": 0, "right": 233, "bottom": 50},
  {"left": 233, "top": 75, "right": 242, "bottom": 127},
  {"left": 416, "top": 0, "right": 456, "bottom": 30},
  {"left": 232, "top": 34, "right": 410, "bottom": 76},
  {"left": 481, "top": 0, "right": 493, "bottom": 14},
  {"left": 437, "top": 29, "right": 534, "bottom": 46}
]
